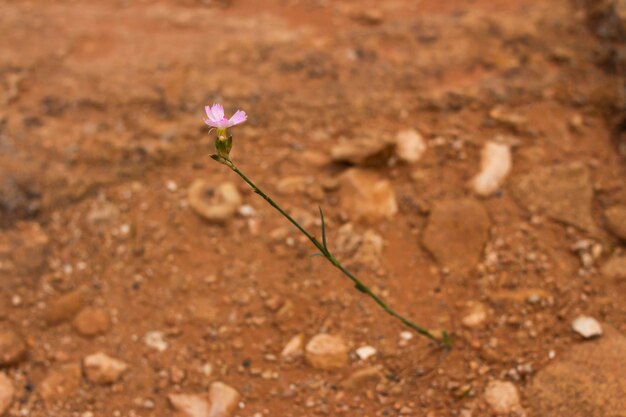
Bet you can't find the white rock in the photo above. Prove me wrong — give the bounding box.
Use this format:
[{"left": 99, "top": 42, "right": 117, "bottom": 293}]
[
  {"left": 168, "top": 393, "right": 210, "bottom": 417},
  {"left": 462, "top": 301, "right": 488, "bottom": 328},
  {"left": 237, "top": 204, "right": 256, "bottom": 217},
  {"left": 208, "top": 382, "right": 240, "bottom": 417},
  {"left": 145, "top": 331, "right": 168, "bottom": 352},
  {"left": 281, "top": 333, "right": 304, "bottom": 359},
  {"left": 484, "top": 380, "right": 522, "bottom": 414},
  {"left": 83, "top": 352, "right": 128, "bottom": 384},
  {"left": 395, "top": 129, "right": 427, "bottom": 163},
  {"left": 572, "top": 315, "right": 603, "bottom": 339},
  {"left": 471, "top": 141, "right": 512, "bottom": 196},
  {"left": 201, "top": 362, "right": 213, "bottom": 377},
  {"left": 0, "top": 372, "right": 14, "bottom": 416},
  {"left": 355, "top": 345, "right": 377, "bottom": 360},
  {"left": 305, "top": 334, "right": 349, "bottom": 370},
  {"left": 399, "top": 331, "right": 413, "bottom": 341},
  {"left": 166, "top": 180, "right": 178, "bottom": 192}
]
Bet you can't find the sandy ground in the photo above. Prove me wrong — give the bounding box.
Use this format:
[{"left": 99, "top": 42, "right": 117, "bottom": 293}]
[{"left": 0, "top": 0, "right": 625, "bottom": 416}]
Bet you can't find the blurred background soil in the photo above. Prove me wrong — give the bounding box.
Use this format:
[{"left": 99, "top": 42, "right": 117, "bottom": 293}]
[{"left": 0, "top": 0, "right": 625, "bottom": 416}]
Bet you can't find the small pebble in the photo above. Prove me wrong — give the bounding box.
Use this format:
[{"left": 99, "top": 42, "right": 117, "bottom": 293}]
[
  {"left": 470, "top": 141, "right": 512, "bottom": 196},
  {"left": 399, "top": 331, "right": 413, "bottom": 341},
  {"left": 281, "top": 334, "right": 304, "bottom": 359},
  {"left": 305, "top": 334, "right": 348, "bottom": 370},
  {"left": 462, "top": 301, "right": 488, "bottom": 328},
  {"left": 168, "top": 393, "right": 209, "bottom": 417},
  {"left": 73, "top": 307, "right": 111, "bottom": 337},
  {"left": 355, "top": 345, "right": 377, "bottom": 361},
  {"left": 208, "top": 381, "right": 240, "bottom": 417},
  {"left": 484, "top": 380, "right": 522, "bottom": 414},
  {"left": 166, "top": 180, "right": 178, "bottom": 192},
  {"left": 145, "top": 331, "right": 168, "bottom": 352},
  {"left": 238, "top": 204, "right": 256, "bottom": 217},
  {"left": 83, "top": 352, "right": 128, "bottom": 385},
  {"left": 571, "top": 315, "right": 603, "bottom": 339},
  {"left": 395, "top": 129, "right": 427, "bottom": 163}
]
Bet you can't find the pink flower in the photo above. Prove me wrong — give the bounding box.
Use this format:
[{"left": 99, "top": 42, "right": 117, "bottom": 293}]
[{"left": 204, "top": 103, "right": 247, "bottom": 129}]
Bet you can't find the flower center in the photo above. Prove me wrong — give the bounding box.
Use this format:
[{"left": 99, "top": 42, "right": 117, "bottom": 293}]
[{"left": 216, "top": 128, "right": 228, "bottom": 140}]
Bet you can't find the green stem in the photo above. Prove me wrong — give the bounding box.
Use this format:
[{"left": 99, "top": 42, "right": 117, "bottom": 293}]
[{"left": 213, "top": 155, "right": 450, "bottom": 349}]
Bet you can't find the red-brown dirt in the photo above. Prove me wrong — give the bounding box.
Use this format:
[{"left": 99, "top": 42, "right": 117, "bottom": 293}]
[{"left": 0, "top": 0, "right": 625, "bottom": 416}]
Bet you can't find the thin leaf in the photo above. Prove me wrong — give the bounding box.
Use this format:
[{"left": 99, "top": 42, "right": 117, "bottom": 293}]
[
  {"left": 319, "top": 206, "right": 327, "bottom": 250},
  {"left": 355, "top": 282, "right": 368, "bottom": 293}
]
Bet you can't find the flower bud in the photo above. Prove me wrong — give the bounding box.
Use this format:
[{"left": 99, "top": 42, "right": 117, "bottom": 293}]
[{"left": 215, "top": 132, "right": 233, "bottom": 159}]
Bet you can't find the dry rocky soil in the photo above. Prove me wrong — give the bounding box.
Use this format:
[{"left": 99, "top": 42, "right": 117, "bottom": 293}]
[{"left": 1, "top": 0, "right": 626, "bottom": 416}]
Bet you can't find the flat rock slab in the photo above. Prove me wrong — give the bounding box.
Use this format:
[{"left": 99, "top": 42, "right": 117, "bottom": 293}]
[
  {"left": 513, "top": 163, "right": 595, "bottom": 231},
  {"left": 601, "top": 254, "right": 626, "bottom": 280},
  {"left": 422, "top": 198, "right": 490, "bottom": 273},
  {"left": 339, "top": 169, "right": 398, "bottom": 223},
  {"left": 39, "top": 363, "right": 82, "bottom": 405},
  {"left": 0, "top": 326, "right": 27, "bottom": 366},
  {"left": 528, "top": 326, "right": 626, "bottom": 417},
  {"left": 604, "top": 205, "right": 626, "bottom": 241},
  {"left": 0, "top": 221, "right": 49, "bottom": 274}
]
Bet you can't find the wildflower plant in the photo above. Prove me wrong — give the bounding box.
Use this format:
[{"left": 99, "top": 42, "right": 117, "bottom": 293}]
[{"left": 206, "top": 104, "right": 451, "bottom": 349}]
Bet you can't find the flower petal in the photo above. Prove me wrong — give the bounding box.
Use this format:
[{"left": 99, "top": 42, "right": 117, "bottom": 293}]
[
  {"left": 210, "top": 103, "right": 224, "bottom": 121},
  {"left": 217, "top": 119, "right": 231, "bottom": 128},
  {"left": 205, "top": 106, "right": 217, "bottom": 122},
  {"left": 204, "top": 118, "right": 218, "bottom": 128},
  {"left": 227, "top": 110, "right": 247, "bottom": 127}
]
